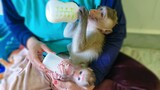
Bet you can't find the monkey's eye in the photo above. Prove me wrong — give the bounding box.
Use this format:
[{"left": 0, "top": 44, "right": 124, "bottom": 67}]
[
  {"left": 101, "top": 12, "right": 104, "bottom": 17},
  {"left": 78, "top": 77, "right": 81, "bottom": 80},
  {"left": 97, "top": 6, "right": 102, "bottom": 9},
  {"left": 98, "top": 6, "right": 103, "bottom": 10},
  {"left": 99, "top": 8, "right": 104, "bottom": 17},
  {"left": 79, "top": 71, "right": 82, "bottom": 75},
  {"left": 99, "top": 8, "right": 103, "bottom": 11}
]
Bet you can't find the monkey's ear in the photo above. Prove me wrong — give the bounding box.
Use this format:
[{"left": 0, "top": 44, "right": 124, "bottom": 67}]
[{"left": 103, "top": 29, "right": 113, "bottom": 34}]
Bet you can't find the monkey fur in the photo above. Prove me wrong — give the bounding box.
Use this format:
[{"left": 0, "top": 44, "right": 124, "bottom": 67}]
[{"left": 64, "top": 6, "right": 118, "bottom": 66}]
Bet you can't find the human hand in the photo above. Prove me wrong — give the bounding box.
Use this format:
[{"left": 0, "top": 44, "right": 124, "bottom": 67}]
[
  {"left": 27, "top": 37, "right": 54, "bottom": 72},
  {"left": 49, "top": 76, "right": 94, "bottom": 90},
  {"left": 47, "top": 71, "right": 94, "bottom": 90},
  {"left": 52, "top": 79, "right": 84, "bottom": 90},
  {"left": 53, "top": 79, "right": 95, "bottom": 90},
  {"left": 58, "top": 60, "right": 73, "bottom": 76},
  {"left": 0, "top": 58, "right": 12, "bottom": 68}
]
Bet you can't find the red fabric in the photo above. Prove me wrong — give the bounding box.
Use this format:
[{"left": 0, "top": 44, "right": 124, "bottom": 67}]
[{"left": 94, "top": 52, "right": 160, "bottom": 90}]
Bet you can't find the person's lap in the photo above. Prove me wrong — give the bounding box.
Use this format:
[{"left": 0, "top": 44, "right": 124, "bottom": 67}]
[
  {"left": 0, "top": 55, "right": 55, "bottom": 90},
  {"left": 94, "top": 52, "right": 160, "bottom": 90},
  {"left": 1, "top": 48, "right": 159, "bottom": 90}
]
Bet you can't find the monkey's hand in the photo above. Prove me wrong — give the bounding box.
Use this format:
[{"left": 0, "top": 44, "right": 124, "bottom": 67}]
[
  {"left": 71, "top": 7, "right": 88, "bottom": 51},
  {"left": 79, "top": 7, "right": 89, "bottom": 23}
]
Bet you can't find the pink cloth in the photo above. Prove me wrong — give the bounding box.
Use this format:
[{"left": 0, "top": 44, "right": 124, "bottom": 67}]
[{"left": 48, "top": 60, "right": 75, "bottom": 81}]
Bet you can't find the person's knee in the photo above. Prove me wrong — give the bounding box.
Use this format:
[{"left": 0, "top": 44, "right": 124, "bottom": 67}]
[
  {"left": 94, "top": 79, "right": 160, "bottom": 90},
  {"left": 94, "top": 79, "right": 113, "bottom": 90}
]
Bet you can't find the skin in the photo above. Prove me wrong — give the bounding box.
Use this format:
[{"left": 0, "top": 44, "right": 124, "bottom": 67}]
[
  {"left": 26, "top": 37, "right": 54, "bottom": 72},
  {"left": 0, "top": 46, "right": 26, "bottom": 68},
  {"left": 0, "top": 46, "right": 26, "bottom": 79},
  {"left": 49, "top": 70, "right": 95, "bottom": 90}
]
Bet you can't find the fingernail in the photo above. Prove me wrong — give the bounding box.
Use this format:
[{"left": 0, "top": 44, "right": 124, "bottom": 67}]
[{"left": 53, "top": 80, "right": 58, "bottom": 84}]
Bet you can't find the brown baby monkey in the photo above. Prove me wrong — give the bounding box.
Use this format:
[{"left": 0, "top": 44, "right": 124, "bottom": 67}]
[{"left": 64, "top": 6, "right": 118, "bottom": 66}]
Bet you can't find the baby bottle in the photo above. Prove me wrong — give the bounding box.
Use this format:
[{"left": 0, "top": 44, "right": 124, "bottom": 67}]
[
  {"left": 46, "top": 0, "right": 79, "bottom": 23},
  {"left": 43, "top": 53, "right": 63, "bottom": 73}
]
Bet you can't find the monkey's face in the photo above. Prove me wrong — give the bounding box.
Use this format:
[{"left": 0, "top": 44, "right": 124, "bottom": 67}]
[
  {"left": 88, "top": 6, "right": 118, "bottom": 34},
  {"left": 73, "top": 68, "right": 95, "bottom": 87},
  {"left": 89, "top": 7, "right": 105, "bottom": 22}
]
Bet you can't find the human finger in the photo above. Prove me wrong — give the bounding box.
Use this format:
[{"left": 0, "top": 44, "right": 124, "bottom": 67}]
[
  {"left": 29, "top": 49, "right": 49, "bottom": 72},
  {"left": 41, "top": 44, "right": 55, "bottom": 54}
]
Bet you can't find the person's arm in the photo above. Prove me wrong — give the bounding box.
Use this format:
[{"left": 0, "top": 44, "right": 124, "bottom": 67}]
[
  {"left": 1, "top": 0, "right": 53, "bottom": 72},
  {"left": 1, "top": 0, "right": 34, "bottom": 47},
  {"left": 89, "top": 0, "right": 126, "bottom": 85}
]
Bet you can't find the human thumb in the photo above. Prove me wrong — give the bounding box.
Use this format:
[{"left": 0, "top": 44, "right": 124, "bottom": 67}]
[{"left": 41, "top": 44, "right": 55, "bottom": 54}]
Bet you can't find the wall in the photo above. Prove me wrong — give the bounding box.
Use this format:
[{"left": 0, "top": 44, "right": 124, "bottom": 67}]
[
  {"left": 122, "top": 0, "right": 160, "bottom": 34},
  {"left": 121, "top": 0, "right": 160, "bottom": 78},
  {"left": 122, "top": 0, "right": 160, "bottom": 49}
]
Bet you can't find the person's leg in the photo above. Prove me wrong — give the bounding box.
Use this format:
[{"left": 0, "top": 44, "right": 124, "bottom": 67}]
[{"left": 94, "top": 52, "right": 160, "bottom": 90}]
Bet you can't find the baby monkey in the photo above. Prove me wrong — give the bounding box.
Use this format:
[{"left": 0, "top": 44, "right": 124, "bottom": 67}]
[
  {"left": 47, "top": 60, "right": 95, "bottom": 89},
  {"left": 64, "top": 6, "right": 118, "bottom": 66},
  {"left": 43, "top": 53, "right": 95, "bottom": 89}
]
